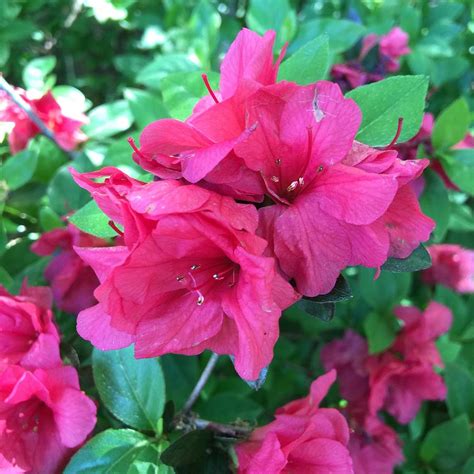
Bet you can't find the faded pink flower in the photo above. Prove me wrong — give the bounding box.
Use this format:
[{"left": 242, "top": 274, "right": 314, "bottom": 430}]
[
  {"left": 131, "top": 28, "right": 287, "bottom": 202},
  {"left": 0, "top": 89, "right": 87, "bottom": 154},
  {"left": 236, "top": 370, "right": 353, "bottom": 473},
  {"left": 0, "top": 285, "right": 60, "bottom": 371},
  {"left": 71, "top": 167, "right": 298, "bottom": 381},
  {"left": 31, "top": 224, "right": 107, "bottom": 314},
  {"left": 0, "top": 365, "right": 96, "bottom": 474},
  {"left": 423, "top": 244, "right": 474, "bottom": 293},
  {"left": 236, "top": 81, "right": 433, "bottom": 296},
  {"left": 379, "top": 27, "right": 411, "bottom": 72}
]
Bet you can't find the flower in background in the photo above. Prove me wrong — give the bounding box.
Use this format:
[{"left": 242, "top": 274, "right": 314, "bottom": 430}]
[
  {"left": 0, "top": 365, "right": 96, "bottom": 474},
  {"left": 0, "top": 88, "right": 87, "bottom": 154},
  {"left": 423, "top": 244, "right": 474, "bottom": 293},
  {"left": 0, "top": 284, "right": 61, "bottom": 371},
  {"left": 71, "top": 168, "right": 298, "bottom": 381},
  {"left": 378, "top": 27, "right": 411, "bottom": 72},
  {"left": 31, "top": 224, "right": 107, "bottom": 314},
  {"left": 236, "top": 370, "right": 353, "bottom": 473}
]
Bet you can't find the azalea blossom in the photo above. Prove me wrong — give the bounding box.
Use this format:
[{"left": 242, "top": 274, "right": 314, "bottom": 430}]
[
  {"left": 71, "top": 167, "right": 298, "bottom": 381},
  {"left": 31, "top": 224, "right": 107, "bottom": 314},
  {"left": 0, "top": 285, "right": 60, "bottom": 371},
  {"left": 131, "top": 28, "right": 286, "bottom": 201},
  {"left": 0, "top": 88, "right": 87, "bottom": 154},
  {"left": 236, "top": 370, "right": 354, "bottom": 473},
  {"left": 235, "top": 81, "right": 433, "bottom": 296},
  {"left": 422, "top": 244, "right": 474, "bottom": 293},
  {"left": 0, "top": 365, "right": 96, "bottom": 474},
  {"left": 378, "top": 27, "right": 411, "bottom": 72}
]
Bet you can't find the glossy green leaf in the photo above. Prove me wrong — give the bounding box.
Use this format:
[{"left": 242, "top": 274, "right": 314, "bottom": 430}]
[
  {"left": 83, "top": 101, "right": 133, "bottom": 139},
  {"left": 161, "top": 430, "right": 214, "bottom": 468},
  {"left": 446, "top": 363, "right": 474, "bottom": 421},
  {"left": 93, "top": 346, "right": 166, "bottom": 432},
  {"left": 1, "top": 150, "right": 38, "bottom": 190},
  {"left": 382, "top": 245, "right": 432, "bottom": 273},
  {"left": 69, "top": 200, "right": 116, "bottom": 239},
  {"left": 441, "top": 149, "right": 474, "bottom": 196},
  {"left": 363, "top": 311, "right": 398, "bottom": 354},
  {"left": 124, "top": 88, "right": 169, "bottom": 130},
  {"left": 346, "top": 75, "right": 429, "bottom": 146},
  {"left": 432, "top": 98, "right": 470, "bottom": 150},
  {"left": 278, "top": 35, "right": 329, "bottom": 84},
  {"left": 22, "top": 56, "right": 56, "bottom": 91}
]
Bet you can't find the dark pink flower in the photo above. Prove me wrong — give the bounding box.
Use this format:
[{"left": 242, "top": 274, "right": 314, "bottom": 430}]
[
  {"left": 349, "top": 416, "right": 404, "bottom": 474},
  {"left": 423, "top": 245, "right": 474, "bottom": 293},
  {"left": 0, "top": 285, "right": 60, "bottom": 371},
  {"left": 379, "top": 27, "right": 411, "bottom": 72},
  {"left": 0, "top": 89, "right": 87, "bottom": 154},
  {"left": 71, "top": 167, "right": 298, "bottom": 381},
  {"left": 0, "top": 365, "right": 96, "bottom": 474},
  {"left": 131, "top": 29, "right": 286, "bottom": 202},
  {"left": 236, "top": 81, "right": 433, "bottom": 296},
  {"left": 236, "top": 370, "right": 353, "bottom": 473},
  {"left": 31, "top": 224, "right": 107, "bottom": 314}
]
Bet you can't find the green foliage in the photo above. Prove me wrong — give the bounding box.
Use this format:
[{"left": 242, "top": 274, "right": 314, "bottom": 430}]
[
  {"left": 69, "top": 200, "right": 117, "bottom": 239},
  {"left": 346, "top": 75, "right": 429, "bottom": 146},
  {"left": 432, "top": 98, "right": 470, "bottom": 150}
]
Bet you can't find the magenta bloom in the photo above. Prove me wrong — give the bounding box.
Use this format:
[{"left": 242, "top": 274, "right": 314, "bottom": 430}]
[
  {"left": 349, "top": 417, "right": 404, "bottom": 474},
  {"left": 379, "top": 27, "right": 411, "bottom": 72},
  {"left": 31, "top": 224, "right": 107, "bottom": 314},
  {"left": 0, "top": 365, "right": 96, "bottom": 474},
  {"left": 131, "top": 28, "right": 286, "bottom": 201},
  {"left": 236, "top": 370, "right": 353, "bottom": 473},
  {"left": 236, "top": 81, "right": 433, "bottom": 296},
  {"left": 367, "top": 302, "right": 452, "bottom": 423},
  {"left": 0, "top": 89, "right": 87, "bottom": 154},
  {"left": 71, "top": 167, "right": 298, "bottom": 381},
  {"left": 0, "top": 285, "right": 60, "bottom": 371},
  {"left": 423, "top": 245, "right": 474, "bottom": 293}
]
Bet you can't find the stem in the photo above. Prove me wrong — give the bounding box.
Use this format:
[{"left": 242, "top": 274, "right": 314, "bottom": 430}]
[
  {"left": 0, "top": 76, "right": 77, "bottom": 160},
  {"left": 182, "top": 352, "right": 219, "bottom": 413},
  {"left": 193, "top": 418, "right": 251, "bottom": 438}
]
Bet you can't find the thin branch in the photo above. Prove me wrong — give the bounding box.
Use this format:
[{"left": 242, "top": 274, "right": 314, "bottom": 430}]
[
  {"left": 182, "top": 352, "right": 220, "bottom": 413},
  {"left": 193, "top": 418, "right": 252, "bottom": 438},
  {"left": 0, "top": 76, "right": 77, "bottom": 160}
]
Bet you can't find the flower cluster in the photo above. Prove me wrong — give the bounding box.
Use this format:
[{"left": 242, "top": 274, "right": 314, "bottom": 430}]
[
  {"left": 332, "top": 27, "right": 411, "bottom": 91},
  {"left": 236, "top": 370, "right": 353, "bottom": 473},
  {"left": 0, "top": 284, "right": 96, "bottom": 473},
  {"left": 321, "top": 302, "right": 452, "bottom": 473},
  {"left": 0, "top": 88, "right": 87, "bottom": 154},
  {"left": 71, "top": 28, "right": 433, "bottom": 381}
]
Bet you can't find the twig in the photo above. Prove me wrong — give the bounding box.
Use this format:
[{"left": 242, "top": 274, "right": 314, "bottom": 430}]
[
  {"left": 0, "top": 76, "right": 77, "bottom": 160},
  {"left": 193, "top": 418, "right": 252, "bottom": 438},
  {"left": 182, "top": 352, "right": 220, "bottom": 413}
]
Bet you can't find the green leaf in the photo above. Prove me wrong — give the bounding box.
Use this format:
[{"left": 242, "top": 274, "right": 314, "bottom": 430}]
[
  {"left": 278, "top": 35, "right": 329, "bottom": 84},
  {"left": 420, "top": 415, "right": 471, "bottom": 470},
  {"left": 445, "top": 363, "right": 474, "bottom": 421},
  {"left": 382, "top": 245, "right": 432, "bottom": 273},
  {"left": 160, "top": 71, "right": 219, "bottom": 121},
  {"left": 83, "top": 101, "right": 133, "bottom": 139},
  {"left": 296, "top": 300, "right": 335, "bottom": 322},
  {"left": 161, "top": 355, "right": 199, "bottom": 409},
  {"left": 64, "top": 429, "right": 160, "bottom": 474},
  {"left": 290, "top": 19, "right": 365, "bottom": 54},
  {"left": 441, "top": 149, "right": 474, "bottom": 196},
  {"left": 1, "top": 150, "right": 38, "bottom": 190},
  {"left": 39, "top": 206, "right": 63, "bottom": 231},
  {"left": 432, "top": 98, "right": 470, "bottom": 150},
  {"left": 420, "top": 170, "right": 450, "bottom": 242},
  {"left": 124, "top": 88, "right": 169, "bottom": 130},
  {"left": 136, "top": 54, "right": 199, "bottom": 90},
  {"left": 312, "top": 274, "right": 352, "bottom": 303},
  {"left": 346, "top": 75, "right": 429, "bottom": 146},
  {"left": 161, "top": 430, "right": 214, "bottom": 468},
  {"left": 363, "top": 311, "right": 398, "bottom": 354},
  {"left": 53, "top": 85, "right": 90, "bottom": 113},
  {"left": 197, "top": 393, "right": 263, "bottom": 423},
  {"left": 69, "top": 200, "right": 116, "bottom": 239},
  {"left": 93, "top": 346, "right": 166, "bottom": 432},
  {"left": 22, "top": 56, "right": 56, "bottom": 91}
]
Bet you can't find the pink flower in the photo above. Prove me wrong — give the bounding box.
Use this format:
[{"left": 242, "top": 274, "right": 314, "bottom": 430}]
[
  {"left": 367, "top": 302, "right": 452, "bottom": 423},
  {"left": 71, "top": 167, "right": 298, "bottom": 381},
  {"left": 349, "top": 417, "right": 404, "bottom": 474},
  {"left": 0, "top": 285, "right": 60, "bottom": 371},
  {"left": 236, "top": 81, "right": 433, "bottom": 296},
  {"left": 0, "top": 365, "right": 96, "bottom": 474},
  {"left": 0, "top": 89, "right": 87, "bottom": 154},
  {"left": 31, "top": 224, "right": 107, "bottom": 314},
  {"left": 131, "top": 29, "right": 286, "bottom": 202},
  {"left": 236, "top": 370, "right": 353, "bottom": 473},
  {"left": 379, "top": 27, "right": 411, "bottom": 72},
  {"left": 423, "top": 245, "right": 474, "bottom": 293}
]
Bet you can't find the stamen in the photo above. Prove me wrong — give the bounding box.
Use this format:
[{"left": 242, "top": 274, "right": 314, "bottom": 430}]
[
  {"left": 287, "top": 181, "right": 298, "bottom": 192},
  {"left": 271, "top": 176, "right": 279, "bottom": 183},
  {"left": 197, "top": 294, "right": 205, "bottom": 305},
  {"left": 201, "top": 73, "right": 219, "bottom": 104},
  {"left": 176, "top": 275, "right": 185, "bottom": 282},
  {"left": 190, "top": 264, "right": 200, "bottom": 271},
  {"left": 298, "top": 177, "right": 304, "bottom": 186},
  {"left": 385, "top": 118, "right": 403, "bottom": 149},
  {"left": 317, "top": 165, "right": 324, "bottom": 172},
  {"left": 275, "top": 158, "right": 281, "bottom": 166},
  {"left": 127, "top": 137, "right": 148, "bottom": 161},
  {"left": 108, "top": 220, "right": 124, "bottom": 237}
]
